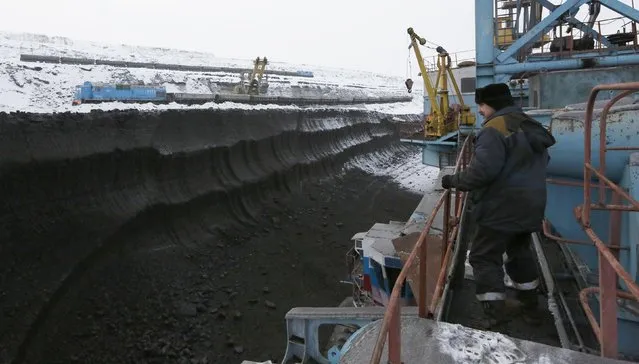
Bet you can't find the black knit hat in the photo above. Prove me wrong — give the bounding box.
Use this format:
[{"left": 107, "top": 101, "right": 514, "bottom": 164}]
[{"left": 475, "top": 83, "right": 514, "bottom": 111}]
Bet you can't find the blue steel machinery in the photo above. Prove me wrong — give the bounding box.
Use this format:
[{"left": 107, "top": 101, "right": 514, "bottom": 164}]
[{"left": 242, "top": 1, "right": 639, "bottom": 363}]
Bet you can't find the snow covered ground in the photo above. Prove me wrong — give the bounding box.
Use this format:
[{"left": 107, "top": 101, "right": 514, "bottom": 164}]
[
  {"left": 347, "top": 149, "right": 438, "bottom": 194},
  {"left": 0, "top": 31, "right": 425, "bottom": 114}
]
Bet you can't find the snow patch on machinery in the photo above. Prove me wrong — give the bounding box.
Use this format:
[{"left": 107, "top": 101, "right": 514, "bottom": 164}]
[{"left": 435, "top": 323, "right": 527, "bottom": 364}]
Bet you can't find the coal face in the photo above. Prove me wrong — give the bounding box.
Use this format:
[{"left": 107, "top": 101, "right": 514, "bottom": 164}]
[{"left": 0, "top": 108, "right": 423, "bottom": 363}]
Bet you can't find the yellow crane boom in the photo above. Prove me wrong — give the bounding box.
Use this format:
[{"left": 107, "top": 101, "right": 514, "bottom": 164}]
[
  {"left": 406, "top": 27, "right": 475, "bottom": 139},
  {"left": 407, "top": 28, "right": 440, "bottom": 121}
]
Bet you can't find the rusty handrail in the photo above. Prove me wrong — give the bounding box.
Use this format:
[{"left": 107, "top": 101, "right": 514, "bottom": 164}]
[
  {"left": 579, "top": 288, "right": 639, "bottom": 343},
  {"left": 578, "top": 82, "right": 639, "bottom": 358},
  {"left": 541, "top": 219, "right": 628, "bottom": 250},
  {"left": 369, "top": 135, "right": 472, "bottom": 364}
]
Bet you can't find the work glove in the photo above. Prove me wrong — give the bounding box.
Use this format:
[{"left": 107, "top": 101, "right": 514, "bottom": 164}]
[{"left": 441, "top": 175, "right": 453, "bottom": 189}]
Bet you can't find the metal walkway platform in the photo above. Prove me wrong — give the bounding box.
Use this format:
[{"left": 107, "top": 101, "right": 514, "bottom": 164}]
[{"left": 340, "top": 317, "right": 634, "bottom": 364}]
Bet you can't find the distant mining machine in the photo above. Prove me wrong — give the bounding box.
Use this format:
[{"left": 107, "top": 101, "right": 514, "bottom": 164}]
[
  {"left": 235, "top": 57, "right": 269, "bottom": 95},
  {"left": 406, "top": 27, "right": 475, "bottom": 139}
]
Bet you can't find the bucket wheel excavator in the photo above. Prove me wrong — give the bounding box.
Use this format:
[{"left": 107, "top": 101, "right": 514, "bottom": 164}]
[
  {"left": 405, "top": 27, "right": 475, "bottom": 139},
  {"left": 235, "top": 57, "right": 269, "bottom": 95}
]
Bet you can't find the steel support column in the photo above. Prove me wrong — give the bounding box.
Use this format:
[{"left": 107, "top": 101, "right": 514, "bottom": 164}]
[
  {"left": 474, "top": 0, "right": 495, "bottom": 127},
  {"left": 475, "top": 0, "right": 495, "bottom": 89}
]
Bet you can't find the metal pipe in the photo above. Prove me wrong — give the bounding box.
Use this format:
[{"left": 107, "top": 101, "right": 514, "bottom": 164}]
[
  {"left": 495, "top": 53, "right": 639, "bottom": 74},
  {"left": 547, "top": 177, "right": 613, "bottom": 189},
  {"left": 369, "top": 191, "right": 445, "bottom": 364},
  {"left": 429, "top": 224, "right": 459, "bottom": 315},
  {"left": 542, "top": 220, "right": 595, "bottom": 246},
  {"left": 585, "top": 163, "right": 639, "bottom": 211},
  {"left": 542, "top": 219, "right": 628, "bottom": 250},
  {"left": 566, "top": 83, "right": 639, "bottom": 355},
  {"left": 580, "top": 287, "right": 604, "bottom": 341},
  {"left": 436, "top": 195, "right": 469, "bottom": 321},
  {"left": 581, "top": 82, "right": 639, "bottom": 226},
  {"left": 600, "top": 191, "right": 623, "bottom": 357},
  {"left": 633, "top": 0, "right": 637, "bottom": 48},
  {"left": 418, "top": 211, "right": 429, "bottom": 318},
  {"left": 388, "top": 303, "right": 401, "bottom": 363},
  {"left": 598, "top": 90, "right": 637, "bottom": 203},
  {"left": 442, "top": 191, "right": 451, "bottom": 268},
  {"left": 582, "top": 226, "right": 639, "bottom": 300},
  {"left": 431, "top": 184, "right": 467, "bottom": 321},
  {"left": 590, "top": 204, "right": 639, "bottom": 211},
  {"left": 579, "top": 288, "right": 639, "bottom": 345},
  {"left": 532, "top": 232, "right": 572, "bottom": 349}
]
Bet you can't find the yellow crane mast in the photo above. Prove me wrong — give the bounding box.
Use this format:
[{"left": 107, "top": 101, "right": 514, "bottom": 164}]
[
  {"left": 406, "top": 27, "right": 475, "bottom": 139},
  {"left": 235, "top": 57, "right": 268, "bottom": 95}
]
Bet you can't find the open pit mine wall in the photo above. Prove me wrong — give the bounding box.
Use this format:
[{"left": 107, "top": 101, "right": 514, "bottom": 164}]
[{"left": 0, "top": 108, "right": 416, "bottom": 363}]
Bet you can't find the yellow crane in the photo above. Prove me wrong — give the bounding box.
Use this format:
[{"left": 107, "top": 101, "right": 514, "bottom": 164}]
[
  {"left": 406, "top": 27, "right": 475, "bottom": 139},
  {"left": 235, "top": 57, "right": 269, "bottom": 95}
]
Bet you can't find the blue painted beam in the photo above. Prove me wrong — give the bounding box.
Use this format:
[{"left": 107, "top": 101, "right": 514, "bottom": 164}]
[
  {"left": 475, "top": 0, "right": 495, "bottom": 89},
  {"left": 496, "top": 0, "right": 589, "bottom": 63},
  {"left": 423, "top": 141, "right": 458, "bottom": 146},
  {"left": 599, "top": 0, "right": 639, "bottom": 23},
  {"left": 535, "top": 0, "right": 581, "bottom": 17},
  {"left": 495, "top": 52, "right": 639, "bottom": 73},
  {"left": 400, "top": 139, "right": 428, "bottom": 146},
  {"left": 532, "top": 0, "right": 613, "bottom": 47},
  {"left": 535, "top": 0, "right": 557, "bottom": 11},
  {"left": 515, "top": 0, "right": 522, "bottom": 34},
  {"left": 475, "top": 0, "right": 494, "bottom": 64},
  {"left": 526, "top": 48, "right": 639, "bottom": 61},
  {"left": 566, "top": 17, "right": 614, "bottom": 47}
]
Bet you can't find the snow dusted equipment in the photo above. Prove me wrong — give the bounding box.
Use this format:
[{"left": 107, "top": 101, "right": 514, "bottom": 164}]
[
  {"left": 72, "top": 81, "right": 167, "bottom": 105},
  {"left": 71, "top": 81, "right": 412, "bottom": 106},
  {"left": 234, "top": 57, "right": 269, "bottom": 95}
]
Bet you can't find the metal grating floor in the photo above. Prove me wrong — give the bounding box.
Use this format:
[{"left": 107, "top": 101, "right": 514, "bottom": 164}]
[{"left": 339, "top": 316, "right": 634, "bottom": 364}]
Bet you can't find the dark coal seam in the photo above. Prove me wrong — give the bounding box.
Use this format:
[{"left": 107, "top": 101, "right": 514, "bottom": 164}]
[{"left": 9, "top": 135, "right": 405, "bottom": 364}]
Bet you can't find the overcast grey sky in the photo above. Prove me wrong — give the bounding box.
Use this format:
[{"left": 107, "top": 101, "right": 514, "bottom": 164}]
[{"left": 1, "top": 1, "right": 635, "bottom": 77}]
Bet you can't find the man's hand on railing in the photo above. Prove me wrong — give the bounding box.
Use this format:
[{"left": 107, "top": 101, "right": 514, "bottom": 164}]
[{"left": 441, "top": 175, "right": 453, "bottom": 189}]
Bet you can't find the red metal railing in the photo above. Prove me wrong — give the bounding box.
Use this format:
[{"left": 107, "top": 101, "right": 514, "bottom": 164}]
[
  {"left": 369, "top": 135, "right": 473, "bottom": 364},
  {"left": 544, "top": 82, "right": 639, "bottom": 359}
]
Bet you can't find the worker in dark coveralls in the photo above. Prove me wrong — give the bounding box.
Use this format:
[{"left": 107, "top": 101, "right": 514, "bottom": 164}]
[{"left": 441, "top": 83, "right": 556, "bottom": 328}]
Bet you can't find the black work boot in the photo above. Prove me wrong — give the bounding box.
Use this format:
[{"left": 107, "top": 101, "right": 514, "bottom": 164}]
[
  {"left": 478, "top": 300, "right": 510, "bottom": 330},
  {"left": 517, "top": 290, "right": 542, "bottom": 326}
]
